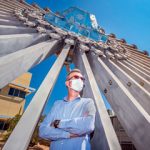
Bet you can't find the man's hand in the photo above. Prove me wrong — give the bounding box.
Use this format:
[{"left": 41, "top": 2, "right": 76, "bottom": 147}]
[
  {"left": 50, "top": 120, "right": 84, "bottom": 139},
  {"left": 50, "top": 121, "right": 55, "bottom": 127},
  {"left": 50, "top": 120, "right": 60, "bottom": 128}
]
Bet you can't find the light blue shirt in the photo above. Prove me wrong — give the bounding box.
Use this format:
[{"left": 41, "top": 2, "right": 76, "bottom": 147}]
[{"left": 39, "top": 96, "right": 96, "bottom": 150}]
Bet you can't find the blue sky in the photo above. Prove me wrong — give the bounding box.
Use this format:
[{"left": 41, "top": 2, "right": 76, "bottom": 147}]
[{"left": 25, "top": 0, "right": 150, "bottom": 114}]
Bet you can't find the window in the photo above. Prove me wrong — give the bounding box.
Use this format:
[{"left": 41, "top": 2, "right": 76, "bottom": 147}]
[
  {"left": 8, "top": 88, "right": 15, "bottom": 95},
  {"left": 8, "top": 88, "right": 26, "bottom": 98},
  {"left": 0, "top": 121, "right": 9, "bottom": 130},
  {"left": 19, "top": 91, "right": 26, "bottom": 99},
  {"left": 14, "top": 89, "right": 19, "bottom": 97}
]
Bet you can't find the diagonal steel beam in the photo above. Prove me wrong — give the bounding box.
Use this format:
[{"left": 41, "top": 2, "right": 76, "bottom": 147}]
[
  {"left": 3, "top": 44, "right": 71, "bottom": 150},
  {"left": 0, "top": 18, "right": 25, "bottom": 26},
  {"left": 122, "top": 60, "right": 150, "bottom": 81},
  {"left": 115, "top": 60, "right": 150, "bottom": 92},
  {"left": 102, "top": 57, "right": 150, "bottom": 114},
  {"left": 128, "top": 58, "right": 150, "bottom": 71},
  {"left": 0, "top": 39, "right": 63, "bottom": 89},
  {"left": 0, "top": 25, "right": 37, "bottom": 35},
  {"left": 0, "top": 7, "right": 13, "bottom": 13},
  {"left": 87, "top": 52, "right": 150, "bottom": 150},
  {"left": 126, "top": 59, "right": 150, "bottom": 75},
  {"left": 128, "top": 49, "right": 150, "bottom": 61},
  {"left": 127, "top": 59, "right": 150, "bottom": 74},
  {"left": 130, "top": 56, "right": 150, "bottom": 67},
  {"left": 0, "top": 14, "right": 18, "bottom": 21},
  {"left": 73, "top": 49, "right": 121, "bottom": 150},
  {"left": 17, "top": 0, "right": 37, "bottom": 10},
  {"left": 0, "top": 5, "right": 14, "bottom": 11},
  {"left": 9, "top": 0, "right": 34, "bottom": 10},
  {"left": 0, "top": 33, "right": 49, "bottom": 57},
  {"left": 0, "top": 10, "right": 11, "bottom": 16},
  {"left": 0, "top": 1, "right": 24, "bottom": 10}
]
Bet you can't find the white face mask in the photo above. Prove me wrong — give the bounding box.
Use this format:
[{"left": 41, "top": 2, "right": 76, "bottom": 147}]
[{"left": 69, "top": 78, "right": 84, "bottom": 92}]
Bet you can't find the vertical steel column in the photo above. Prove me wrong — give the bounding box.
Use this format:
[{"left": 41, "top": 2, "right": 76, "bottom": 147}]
[
  {"left": 3, "top": 44, "right": 71, "bottom": 150},
  {"left": 73, "top": 49, "right": 121, "bottom": 150}
]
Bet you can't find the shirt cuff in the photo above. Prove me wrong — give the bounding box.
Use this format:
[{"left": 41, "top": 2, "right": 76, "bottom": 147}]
[{"left": 58, "top": 120, "right": 66, "bottom": 129}]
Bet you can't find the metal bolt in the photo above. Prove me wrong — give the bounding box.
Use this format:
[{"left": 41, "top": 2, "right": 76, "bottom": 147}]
[
  {"left": 104, "top": 89, "right": 107, "bottom": 94},
  {"left": 109, "top": 80, "right": 112, "bottom": 85},
  {"left": 139, "top": 82, "right": 144, "bottom": 86},
  {"left": 127, "top": 82, "right": 132, "bottom": 87}
]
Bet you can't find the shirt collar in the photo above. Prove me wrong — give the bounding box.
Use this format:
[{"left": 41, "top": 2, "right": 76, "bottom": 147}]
[{"left": 63, "top": 95, "right": 81, "bottom": 102}]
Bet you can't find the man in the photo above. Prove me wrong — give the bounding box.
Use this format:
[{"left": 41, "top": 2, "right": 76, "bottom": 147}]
[{"left": 39, "top": 69, "right": 96, "bottom": 150}]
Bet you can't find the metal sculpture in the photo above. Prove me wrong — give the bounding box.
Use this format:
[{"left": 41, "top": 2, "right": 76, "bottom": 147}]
[{"left": 0, "top": 0, "right": 149, "bottom": 150}]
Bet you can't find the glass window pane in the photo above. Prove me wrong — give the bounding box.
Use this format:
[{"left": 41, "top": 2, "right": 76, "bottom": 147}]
[
  {"left": 0, "top": 121, "right": 4, "bottom": 130},
  {"left": 8, "top": 88, "right": 15, "bottom": 96},
  {"left": 19, "top": 91, "right": 26, "bottom": 99},
  {"left": 14, "top": 89, "right": 19, "bottom": 97}
]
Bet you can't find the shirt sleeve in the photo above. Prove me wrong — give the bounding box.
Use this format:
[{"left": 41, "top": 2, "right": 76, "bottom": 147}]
[
  {"left": 58, "top": 99, "right": 96, "bottom": 135},
  {"left": 39, "top": 101, "right": 70, "bottom": 141}
]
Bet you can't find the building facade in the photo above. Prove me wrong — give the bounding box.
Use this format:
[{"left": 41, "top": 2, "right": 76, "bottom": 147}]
[
  {"left": 0, "top": 73, "right": 34, "bottom": 131},
  {"left": 108, "top": 110, "right": 136, "bottom": 150}
]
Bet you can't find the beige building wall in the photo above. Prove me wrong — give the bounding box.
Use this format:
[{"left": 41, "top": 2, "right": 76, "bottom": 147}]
[
  {"left": 0, "top": 72, "right": 32, "bottom": 118},
  {"left": 12, "top": 73, "right": 32, "bottom": 87}
]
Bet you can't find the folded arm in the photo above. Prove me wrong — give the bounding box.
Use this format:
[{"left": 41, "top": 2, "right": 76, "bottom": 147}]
[
  {"left": 39, "top": 122, "right": 70, "bottom": 141},
  {"left": 58, "top": 115, "right": 95, "bottom": 135},
  {"left": 39, "top": 101, "right": 70, "bottom": 141},
  {"left": 58, "top": 99, "right": 96, "bottom": 135}
]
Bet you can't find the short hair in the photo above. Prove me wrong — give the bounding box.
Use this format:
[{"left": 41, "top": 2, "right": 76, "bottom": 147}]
[{"left": 67, "top": 68, "right": 82, "bottom": 78}]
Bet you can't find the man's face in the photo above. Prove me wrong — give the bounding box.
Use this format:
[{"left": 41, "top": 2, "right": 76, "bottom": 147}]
[{"left": 65, "top": 72, "right": 85, "bottom": 91}]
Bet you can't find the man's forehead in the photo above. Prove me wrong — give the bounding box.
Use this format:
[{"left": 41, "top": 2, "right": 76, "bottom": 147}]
[{"left": 67, "top": 71, "right": 83, "bottom": 78}]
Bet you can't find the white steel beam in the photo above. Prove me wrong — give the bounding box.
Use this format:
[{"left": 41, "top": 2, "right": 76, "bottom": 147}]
[
  {"left": 0, "top": 40, "right": 63, "bottom": 88},
  {"left": 87, "top": 52, "right": 150, "bottom": 150},
  {"left": 3, "top": 44, "right": 71, "bottom": 150},
  {"left": 73, "top": 49, "right": 121, "bottom": 150},
  {"left": 102, "top": 57, "right": 150, "bottom": 114},
  {"left": 0, "top": 25, "right": 37, "bottom": 34},
  {"left": 0, "top": 33, "right": 49, "bottom": 56}
]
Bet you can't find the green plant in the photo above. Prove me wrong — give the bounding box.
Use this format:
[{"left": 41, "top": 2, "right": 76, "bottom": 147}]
[
  {"left": 3, "top": 114, "right": 22, "bottom": 141},
  {"left": 3, "top": 114, "right": 46, "bottom": 147}
]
